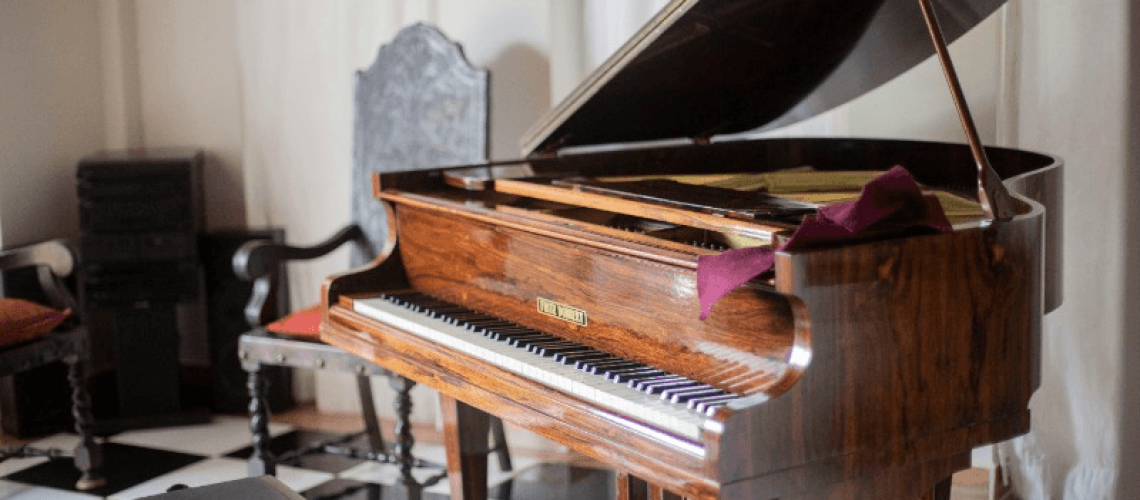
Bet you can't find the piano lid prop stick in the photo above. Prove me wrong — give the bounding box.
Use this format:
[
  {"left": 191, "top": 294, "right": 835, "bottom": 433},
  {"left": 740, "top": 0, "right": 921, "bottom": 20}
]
[{"left": 918, "top": 0, "right": 1017, "bottom": 221}]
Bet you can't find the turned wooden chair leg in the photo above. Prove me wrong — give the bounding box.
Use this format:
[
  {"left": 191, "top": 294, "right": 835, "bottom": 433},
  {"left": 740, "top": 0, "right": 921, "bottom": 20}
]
[
  {"left": 246, "top": 364, "right": 276, "bottom": 476},
  {"left": 66, "top": 353, "right": 105, "bottom": 491},
  {"left": 390, "top": 375, "right": 420, "bottom": 499},
  {"left": 440, "top": 394, "right": 490, "bottom": 500}
]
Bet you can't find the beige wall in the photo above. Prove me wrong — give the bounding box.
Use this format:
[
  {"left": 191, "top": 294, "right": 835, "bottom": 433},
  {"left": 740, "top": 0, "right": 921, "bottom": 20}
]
[
  {"left": 835, "top": 13, "right": 1003, "bottom": 144},
  {"left": 134, "top": 0, "right": 246, "bottom": 230},
  {"left": 0, "top": 0, "right": 106, "bottom": 247}
]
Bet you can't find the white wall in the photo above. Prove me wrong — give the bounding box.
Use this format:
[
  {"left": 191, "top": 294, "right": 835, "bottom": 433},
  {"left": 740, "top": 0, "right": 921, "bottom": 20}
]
[
  {"left": 0, "top": 0, "right": 106, "bottom": 247},
  {"left": 835, "top": 13, "right": 1003, "bottom": 144},
  {"left": 134, "top": 0, "right": 246, "bottom": 230}
]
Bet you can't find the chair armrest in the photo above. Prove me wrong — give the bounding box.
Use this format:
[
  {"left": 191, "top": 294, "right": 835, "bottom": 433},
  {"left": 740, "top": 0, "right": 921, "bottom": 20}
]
[
  {"left": 233, "top": 224, "right": 365, "bottom": 281},
  {"left": 0, "top": 240, "right": 74, "bottom": 277},
  {"left": 0, "top": 240, "right": 79, "bottom": 317},
  {"left": 233, "top": 224, "right": 365, "bottom": 328}
]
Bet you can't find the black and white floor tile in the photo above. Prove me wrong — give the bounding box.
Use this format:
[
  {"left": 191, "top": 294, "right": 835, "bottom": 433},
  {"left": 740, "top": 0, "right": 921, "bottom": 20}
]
[{"left": 0, "top": 416, "right": 612, "bottom": 499}]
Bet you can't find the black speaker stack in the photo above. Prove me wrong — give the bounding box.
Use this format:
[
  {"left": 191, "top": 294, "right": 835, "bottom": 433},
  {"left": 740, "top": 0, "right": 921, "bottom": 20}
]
[
  {"left": 76, "top": 148, "right": 206, "bottom": 424},
  {"left": 1, "top": 148, "right": 297, "bottom": 437}
]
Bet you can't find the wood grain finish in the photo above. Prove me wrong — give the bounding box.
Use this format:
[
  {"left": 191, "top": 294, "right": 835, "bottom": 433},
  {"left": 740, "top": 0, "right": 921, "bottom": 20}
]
[
  {"left": 321, "top": 138, "right": 1058, "bottom": 499},
  {"left": 393, "top": 201, "right": 799, "bottom": 397},
  {"left": 716, "top": 206, "right": 1043, "bottom": 497}
]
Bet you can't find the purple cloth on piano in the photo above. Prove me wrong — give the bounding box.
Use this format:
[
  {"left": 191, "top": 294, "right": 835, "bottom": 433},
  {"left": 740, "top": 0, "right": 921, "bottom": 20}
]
[{"left": 697, "top": 166, "right": 954, "bottom": 320}]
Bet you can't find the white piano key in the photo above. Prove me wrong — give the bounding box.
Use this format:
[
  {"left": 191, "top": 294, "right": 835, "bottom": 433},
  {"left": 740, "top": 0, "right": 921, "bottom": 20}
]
[{"left": 352, "top": 295, "right": 726, "bottom": 441}]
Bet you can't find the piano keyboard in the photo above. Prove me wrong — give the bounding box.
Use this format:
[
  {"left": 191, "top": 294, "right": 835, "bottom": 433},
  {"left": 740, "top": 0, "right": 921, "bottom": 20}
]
[{"left": 353, "top": 292, "right": 742, "bottom": 442}]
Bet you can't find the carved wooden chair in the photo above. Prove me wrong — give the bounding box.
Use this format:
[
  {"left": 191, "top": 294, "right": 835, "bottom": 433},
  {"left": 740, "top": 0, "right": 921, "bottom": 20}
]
[
  {"left": 234, "top": 24, "right": 510, "bottom": 497},
  {"left": 0, "top": 240, "right": 103, "bottom": 491}
]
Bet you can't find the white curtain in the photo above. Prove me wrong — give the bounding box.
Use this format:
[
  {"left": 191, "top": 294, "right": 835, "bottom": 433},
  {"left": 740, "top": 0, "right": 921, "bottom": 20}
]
[
  {"left": 233, "top": 0, "right": 440, "bottom": 413},
  {"left": 232, "top": 0, "right": 554, "bottom": 428},
  {"left": 993, "top": 0, "right": 1128, "bottom": 498}
]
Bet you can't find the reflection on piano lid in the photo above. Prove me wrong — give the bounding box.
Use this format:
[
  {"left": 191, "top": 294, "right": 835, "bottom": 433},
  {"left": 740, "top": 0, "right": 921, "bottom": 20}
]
[{"left": 321, "top": 0, "right": 1063, "bottom": 498}]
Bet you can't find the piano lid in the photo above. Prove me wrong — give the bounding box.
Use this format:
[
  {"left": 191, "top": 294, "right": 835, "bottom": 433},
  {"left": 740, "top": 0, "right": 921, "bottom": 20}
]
[{"left": 521, "top": 0, "right": 1005, "bottom": 156}]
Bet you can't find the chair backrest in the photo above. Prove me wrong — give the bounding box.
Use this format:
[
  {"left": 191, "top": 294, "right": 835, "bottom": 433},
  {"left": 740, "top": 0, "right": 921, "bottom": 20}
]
[{"left": 351, "top": 23, "right": 489, "bottom": 266}]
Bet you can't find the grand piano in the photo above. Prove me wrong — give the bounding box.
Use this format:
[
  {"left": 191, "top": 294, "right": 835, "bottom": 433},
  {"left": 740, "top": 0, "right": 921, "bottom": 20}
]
[{"left": 319, "top": 0, "right": 1062, "bottom": 498}]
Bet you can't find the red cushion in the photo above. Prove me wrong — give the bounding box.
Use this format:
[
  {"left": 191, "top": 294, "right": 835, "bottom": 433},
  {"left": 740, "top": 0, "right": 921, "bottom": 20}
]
[
  {"left": 0, "top": 298, "right": 70, "bottom": 347},
  {"left": 266, "top": 304, "right": 322, "bottom": 339}
]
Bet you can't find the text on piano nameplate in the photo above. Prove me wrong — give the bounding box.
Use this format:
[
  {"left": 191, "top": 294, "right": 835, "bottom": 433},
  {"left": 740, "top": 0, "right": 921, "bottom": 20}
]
[{"left": 537, "top": 298, "right": 588, "bottom": 327}]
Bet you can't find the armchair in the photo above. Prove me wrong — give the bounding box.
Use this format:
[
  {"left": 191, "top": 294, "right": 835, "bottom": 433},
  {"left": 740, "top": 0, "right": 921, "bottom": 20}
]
[{"left": 0, "top": 239, "right": 104, "bottom": 491}]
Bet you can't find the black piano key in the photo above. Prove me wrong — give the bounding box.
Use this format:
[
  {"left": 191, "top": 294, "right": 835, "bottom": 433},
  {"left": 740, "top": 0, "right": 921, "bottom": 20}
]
[
  {"left": 535, "top": 345, "right": 593, "bottom": 357},
  {"left": 508, "top": 334, "right": 559, "bottom": 348},
  {"left": 670, "top": 388, "right": 728, "bottom": 404},
  {"left": 586, "top": 362, "right": 642, "bottom": 376},
  {"left": 658, "top": 381, "right": 712, "bottom": 396},
  {"left": 646, "top": 381, "right": 701, "bottom": 396},
  {"left": 660, "top": 385, "right": 719, "bottom": 401},
  {"left": 629, "top": 375, "right": 684, "bottom": 391},
  {"left": 574, "top": 357, "right": 626, "bottom": 371},
  {"left": 690, "top": 395, "right": 739, "bottom": 412},
  {"left": 555, "top": 351, "right": 608, "bottom": 364},
  {"left": 609, "top": 369, "right": 666, "bottom": 383},
  {"left": 602, "top": 364, "right": 653, "bottom": 375},
  {"left": 571, "top": 355, "right": 621, "bottom": 368},
  {"left": 525, "top": 341, "right": 577, "bottom": 354}
]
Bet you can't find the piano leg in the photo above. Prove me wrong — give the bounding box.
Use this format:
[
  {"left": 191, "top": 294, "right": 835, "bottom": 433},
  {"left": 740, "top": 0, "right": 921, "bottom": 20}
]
[
  {"left": 618, "top": 473, "right": 685, "bottom": 500},
  {"left": 440, "top": 394, "right": 490, "bottom": 500},
  {"left": 616, "top": 472, "right": 648, "bottom": 500},
  {"left": 921, "top": 476, "right": 953, "bottom": 500}
]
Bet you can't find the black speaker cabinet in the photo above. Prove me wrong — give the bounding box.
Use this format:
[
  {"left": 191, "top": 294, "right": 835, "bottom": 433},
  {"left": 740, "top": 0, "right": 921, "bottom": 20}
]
[
  {"left": 200, "top": 230, "right": 294, "bottom": 414},
  {"left": 75, "top": 149, "right": 209, "bottom": 426},
  {"left": 77, "top": 148, "right": 204, "bottom": 308}
]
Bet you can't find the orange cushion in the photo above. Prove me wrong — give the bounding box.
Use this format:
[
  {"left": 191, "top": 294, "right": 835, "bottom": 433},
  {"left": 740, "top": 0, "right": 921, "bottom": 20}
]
[
  {"left": 0, "top": 298, "right": 70, "bottom": 347},
  {"left": 266, "top": 304, "right": 322, "bottom": 339}
]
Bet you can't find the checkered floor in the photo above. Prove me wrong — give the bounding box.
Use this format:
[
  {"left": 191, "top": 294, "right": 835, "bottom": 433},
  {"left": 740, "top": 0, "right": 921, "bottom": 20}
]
[{"left": 0, "top": 416, "right": 613, "bottom": 499}]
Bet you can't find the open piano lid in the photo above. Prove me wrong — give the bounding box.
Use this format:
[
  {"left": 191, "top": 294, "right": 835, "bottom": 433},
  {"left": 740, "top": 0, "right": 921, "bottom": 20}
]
[{"left": 521, "top": 0, "right": 1005, "bottom": 156}]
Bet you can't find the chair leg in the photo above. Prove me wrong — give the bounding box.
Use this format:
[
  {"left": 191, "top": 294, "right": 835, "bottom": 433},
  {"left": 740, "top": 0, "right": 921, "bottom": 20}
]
[
  {"left": 66, "top": 354, "right": 105, "bottom": 491},
  {"left": 246, "top": 364, "right": 276, "bottom": 476},
  {"left": 389, "top": 375, "right": 419, "bottom": 496},
  {"left": 355, "top": 375, "right": 387, "bottom": 454},
  {"left": 489, "top": 417, "right": 512, "bottom": 472}
]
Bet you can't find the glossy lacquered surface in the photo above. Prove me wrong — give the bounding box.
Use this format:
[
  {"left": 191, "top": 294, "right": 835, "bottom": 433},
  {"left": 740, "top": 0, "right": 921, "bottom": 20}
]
[{"left": 322, "top": 138, "right": 1059, "bottom": 499}]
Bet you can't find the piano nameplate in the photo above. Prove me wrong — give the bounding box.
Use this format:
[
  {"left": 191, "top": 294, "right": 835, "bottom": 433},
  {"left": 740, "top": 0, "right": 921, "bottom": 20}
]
[{"left": 537, "top": 298, "right": 588, "bottom": 327}]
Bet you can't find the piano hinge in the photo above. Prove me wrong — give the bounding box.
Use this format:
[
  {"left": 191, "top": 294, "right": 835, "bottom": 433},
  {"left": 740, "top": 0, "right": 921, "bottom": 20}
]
[
  {"left": 692, "top": 121, "right": 734, "bottom": 146},
  {"left": 531, "top": 134, "right": 573, "bottom": 159}
]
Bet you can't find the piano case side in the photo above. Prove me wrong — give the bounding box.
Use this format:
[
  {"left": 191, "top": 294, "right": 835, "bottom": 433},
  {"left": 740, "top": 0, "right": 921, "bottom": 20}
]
[{"left": 716, "top": 207, "right": 1044, "bottom": 498}]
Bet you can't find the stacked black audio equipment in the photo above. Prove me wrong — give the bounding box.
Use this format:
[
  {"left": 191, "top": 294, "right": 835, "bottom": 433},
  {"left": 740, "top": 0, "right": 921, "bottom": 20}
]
[{"left": 76, "top": 149, "right": 206, "bottom": 423}]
